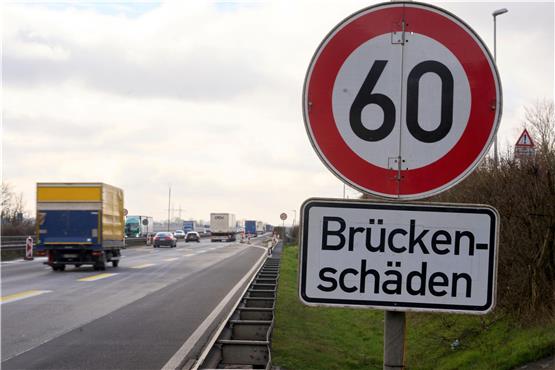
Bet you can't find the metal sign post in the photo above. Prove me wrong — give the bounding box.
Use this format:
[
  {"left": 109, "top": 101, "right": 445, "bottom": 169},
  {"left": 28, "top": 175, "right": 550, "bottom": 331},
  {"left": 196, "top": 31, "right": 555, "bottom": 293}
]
[
  {"left": 280, "top": 212, "right": 287, "bottom": 241},
  {"left": 384, "top": 311, "right": 405, "bottom": 370}
]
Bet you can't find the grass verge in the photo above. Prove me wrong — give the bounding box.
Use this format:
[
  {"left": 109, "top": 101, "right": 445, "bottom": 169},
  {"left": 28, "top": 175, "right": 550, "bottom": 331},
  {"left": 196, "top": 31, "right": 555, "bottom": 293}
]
[{"left": 272, "top": 244, "right": 555, "bottom": 370}]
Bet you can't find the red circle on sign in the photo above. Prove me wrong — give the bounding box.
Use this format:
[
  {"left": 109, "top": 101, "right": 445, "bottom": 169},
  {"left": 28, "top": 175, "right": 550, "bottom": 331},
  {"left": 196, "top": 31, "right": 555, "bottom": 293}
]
[{"left": 303, "top": 2, "right": 501, "bottom": 199}]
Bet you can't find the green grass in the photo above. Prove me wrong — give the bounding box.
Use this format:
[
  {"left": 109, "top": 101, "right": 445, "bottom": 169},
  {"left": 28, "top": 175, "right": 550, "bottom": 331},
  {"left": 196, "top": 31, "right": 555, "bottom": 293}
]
[{"left": 272, "top": 244, "right": 555, "bottom": 370}]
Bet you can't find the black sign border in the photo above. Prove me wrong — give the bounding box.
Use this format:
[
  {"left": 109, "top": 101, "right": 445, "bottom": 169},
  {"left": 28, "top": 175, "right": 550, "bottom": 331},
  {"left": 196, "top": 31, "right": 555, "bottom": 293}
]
[{"left": 299, "top": 198, "right": 498, "bottom": 313}]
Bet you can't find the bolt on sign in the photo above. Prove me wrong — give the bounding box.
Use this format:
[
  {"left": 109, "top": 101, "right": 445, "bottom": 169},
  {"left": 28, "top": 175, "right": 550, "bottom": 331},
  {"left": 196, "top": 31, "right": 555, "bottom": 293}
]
[
  {"left": 303, "top": 2, "right": 501, "bottom": 199},
  {"left": 299, "top": 199, "right": 499, "bottom": 313}
]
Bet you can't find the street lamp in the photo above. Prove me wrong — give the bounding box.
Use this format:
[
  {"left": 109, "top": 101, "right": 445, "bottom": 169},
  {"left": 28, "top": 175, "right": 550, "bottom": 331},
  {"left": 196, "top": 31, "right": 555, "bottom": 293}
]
[
  {"left": 167, "top": 185, "right": 171, "bottom": 232},
  {"left": 492, "top": 8, "right": 508, "bottom": 167}
]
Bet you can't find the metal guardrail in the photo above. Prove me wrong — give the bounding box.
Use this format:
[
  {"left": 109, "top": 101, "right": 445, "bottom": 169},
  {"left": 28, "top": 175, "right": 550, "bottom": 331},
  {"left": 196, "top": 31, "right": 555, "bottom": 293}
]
[
  {"left": 1, "top": 236, "right": 31, "bottom": 251},
  {"left": 0, "top": 232, "right": 215, "bottom": 251},
  {"left": 0, "top": 236, "right": 149, "bottom": 250},
  {"left": 194, "top": 241, "right": 282, "bottom": 370}
]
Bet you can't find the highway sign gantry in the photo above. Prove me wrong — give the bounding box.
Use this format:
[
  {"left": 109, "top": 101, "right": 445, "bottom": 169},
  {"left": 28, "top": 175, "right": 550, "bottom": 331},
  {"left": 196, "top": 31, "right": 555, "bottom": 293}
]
[
  {"left": 303, "top": 2, "right": 502, "bottom": 199},
  {"left": 299, "top": 198, "right": 499, "bottom": 314}
]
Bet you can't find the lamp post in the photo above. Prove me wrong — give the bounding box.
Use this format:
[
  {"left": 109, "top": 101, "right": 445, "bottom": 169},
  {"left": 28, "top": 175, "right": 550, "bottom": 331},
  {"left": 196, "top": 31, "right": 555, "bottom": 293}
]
[
  {"left": 167, "top": 185, "right": 171, "bottom": 232},
  {"left": 492, "top": 8, "right": 508, "bottom": 167}
]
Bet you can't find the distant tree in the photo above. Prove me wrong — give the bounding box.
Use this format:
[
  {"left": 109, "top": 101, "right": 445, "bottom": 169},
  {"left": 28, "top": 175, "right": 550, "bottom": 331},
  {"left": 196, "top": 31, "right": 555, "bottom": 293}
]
[
  {"left": 523, "top": 99, "right": 554, "bottom": 158},
  {"left": 1, "top": 182, "right": 33, "bottom": 235},
  {"left": 1, "top": 182, "right": 25, "bottom": 223}
]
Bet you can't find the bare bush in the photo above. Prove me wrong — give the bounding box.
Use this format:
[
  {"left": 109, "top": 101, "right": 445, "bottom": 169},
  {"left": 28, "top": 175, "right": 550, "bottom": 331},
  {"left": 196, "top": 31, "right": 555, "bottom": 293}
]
[
  {"left": 524, "top": 99, "right": 555, "bottom": 158},
  {"left": 430, "top": 155, "right": 554, "bottom": 322},
  {"left": 1, "top": 182, "right": 34, "bottom": 236}
]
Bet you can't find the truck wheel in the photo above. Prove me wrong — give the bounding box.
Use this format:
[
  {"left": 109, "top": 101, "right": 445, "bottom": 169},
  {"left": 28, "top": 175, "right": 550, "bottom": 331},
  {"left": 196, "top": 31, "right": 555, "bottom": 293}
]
[
  {"left": 75, "top": 264, "right": 82, "bottom": 268},
  {"left": 59, "top": 265, "right": 66, "bottom": 271},
  {"left": 52, "top": 265, "right": 59, "bottom": 271},
  {"left": 112, "top": 260, "right": 119, "bottom": 267},
  {"left": 95, "top": 255, "right": 107, "bottom": 271}
]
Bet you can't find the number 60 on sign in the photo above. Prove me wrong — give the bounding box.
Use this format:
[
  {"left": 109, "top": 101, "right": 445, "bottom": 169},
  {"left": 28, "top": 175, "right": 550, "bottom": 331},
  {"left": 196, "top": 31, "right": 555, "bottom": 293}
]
[{"left": 303, "top": 2, "right": 501, "bottom": 199}]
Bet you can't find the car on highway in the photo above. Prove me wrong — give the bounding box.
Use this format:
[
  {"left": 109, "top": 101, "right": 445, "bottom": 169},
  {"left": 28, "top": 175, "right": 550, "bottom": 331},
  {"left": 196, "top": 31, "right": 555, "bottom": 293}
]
[
  {"left": 173, "top": 230, "right": 186, "bottom": 239},
  {"left": 153, "top": 232, "right": 177, "bottom": 248},
  {"left": 185, "top": 231, "right": 201, "bottom": 243}
]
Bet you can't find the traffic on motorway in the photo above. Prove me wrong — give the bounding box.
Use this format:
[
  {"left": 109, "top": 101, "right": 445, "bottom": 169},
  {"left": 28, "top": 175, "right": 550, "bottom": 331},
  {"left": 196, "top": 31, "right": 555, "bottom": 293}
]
[
  {"left": 2, "top": 233, "right": 275, "bottom": 369},
  {"left": 32, "top": 183, "right": 273, "bottom": 273},
  {"left": 1, "top": 182, "right": 277, "bottom": 369}
]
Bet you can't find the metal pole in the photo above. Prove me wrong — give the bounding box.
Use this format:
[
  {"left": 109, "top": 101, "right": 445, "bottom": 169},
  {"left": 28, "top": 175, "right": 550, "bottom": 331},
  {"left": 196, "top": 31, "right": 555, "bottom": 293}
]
[
  {"left": 491, "top": 8, "right": 507, "bottom": 167},
  {"left": 493, "top": 15, "right": 498, "bottom": 167},
  {"left": 282, "top": 220, "right": 285, "bottom": 242},
  {"left": 384, "top": 311, "right": 406, "bottom": 370},
  {"left": 385, "top": 0, "right": 407, "bottom": 366},
  {"left": 167, "top": 186, "right": 171, "bottom": 232}
]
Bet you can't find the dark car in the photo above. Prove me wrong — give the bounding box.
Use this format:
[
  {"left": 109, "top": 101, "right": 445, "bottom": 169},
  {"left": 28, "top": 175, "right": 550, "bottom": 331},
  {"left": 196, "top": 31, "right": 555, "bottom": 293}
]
[
  {"left": 153, "top": 232, "right": 177, "bottom": 248},
  {"left": 185, "top": 231, "right": 201, "bottom": 243}
]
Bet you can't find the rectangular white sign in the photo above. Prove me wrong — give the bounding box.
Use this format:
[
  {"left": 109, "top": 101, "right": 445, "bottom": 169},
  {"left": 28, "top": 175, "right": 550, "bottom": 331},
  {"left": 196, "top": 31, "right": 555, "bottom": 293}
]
[{"left": 299, "top": 199, "right": 499, "bottom": 314}]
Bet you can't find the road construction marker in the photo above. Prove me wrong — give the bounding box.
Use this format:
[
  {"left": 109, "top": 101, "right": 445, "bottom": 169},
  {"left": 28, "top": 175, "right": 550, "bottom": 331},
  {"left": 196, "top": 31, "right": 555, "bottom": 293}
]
[
  {"left": 78, "top": 273, "right": 118, "bottom": 282},
  {"left": 1, "top": 290, "right": 52, "bottom": 304}
]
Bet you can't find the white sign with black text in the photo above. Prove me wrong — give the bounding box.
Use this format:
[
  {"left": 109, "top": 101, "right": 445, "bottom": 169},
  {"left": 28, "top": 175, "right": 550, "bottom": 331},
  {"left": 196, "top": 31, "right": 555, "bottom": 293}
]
[{"left": 299, "top": 199, "right": 499, "bottom": 314}]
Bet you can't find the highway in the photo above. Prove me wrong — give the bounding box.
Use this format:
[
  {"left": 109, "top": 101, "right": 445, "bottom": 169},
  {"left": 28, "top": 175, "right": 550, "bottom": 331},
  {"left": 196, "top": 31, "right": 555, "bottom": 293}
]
[{"left": 1, "top": 237, "right": 269, "bottom": 370}]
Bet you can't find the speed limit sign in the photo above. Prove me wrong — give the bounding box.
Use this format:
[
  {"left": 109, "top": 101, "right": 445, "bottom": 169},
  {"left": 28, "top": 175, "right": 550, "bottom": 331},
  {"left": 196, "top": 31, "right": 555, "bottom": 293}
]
[{"left": 303, "top": 2, "right": 501, "bottom": 199}]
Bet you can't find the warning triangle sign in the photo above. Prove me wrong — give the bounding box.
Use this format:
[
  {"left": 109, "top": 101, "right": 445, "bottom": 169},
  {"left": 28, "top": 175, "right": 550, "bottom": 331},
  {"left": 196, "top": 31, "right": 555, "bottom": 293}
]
[{"left": 515, "top": 129, "right": 535, "bottom": 147}]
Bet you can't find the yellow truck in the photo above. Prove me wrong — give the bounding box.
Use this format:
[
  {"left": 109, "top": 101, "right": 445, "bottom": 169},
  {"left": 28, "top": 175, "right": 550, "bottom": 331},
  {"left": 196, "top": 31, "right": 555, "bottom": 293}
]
[{"left": 36, "top": 183, "right": 125, "bottom": 271}]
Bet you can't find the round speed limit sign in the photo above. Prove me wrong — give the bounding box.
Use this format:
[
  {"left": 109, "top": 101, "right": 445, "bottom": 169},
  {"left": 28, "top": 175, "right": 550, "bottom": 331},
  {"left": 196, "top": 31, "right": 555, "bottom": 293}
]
[{"left": 303, "top": 2, "right": 501, "bottom": 199}]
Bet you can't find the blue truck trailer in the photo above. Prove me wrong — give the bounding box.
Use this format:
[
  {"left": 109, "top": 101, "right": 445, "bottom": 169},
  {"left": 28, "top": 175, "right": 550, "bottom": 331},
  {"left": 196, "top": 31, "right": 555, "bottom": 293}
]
[
  {"left": 244, "top": 220, "right": 257, "bottom": 236},
  {"left": 183, "top": 220, "right": 197, "bottom": 233},
  {"left": 36, "top": 183, "right": 125, "bottom": 271}
]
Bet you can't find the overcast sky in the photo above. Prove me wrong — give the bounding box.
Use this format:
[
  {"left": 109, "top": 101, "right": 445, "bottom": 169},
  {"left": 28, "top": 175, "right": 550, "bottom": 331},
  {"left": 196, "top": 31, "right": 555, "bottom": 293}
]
[{"left": 2, "top": 0, "right": 554, "bottom": 226}]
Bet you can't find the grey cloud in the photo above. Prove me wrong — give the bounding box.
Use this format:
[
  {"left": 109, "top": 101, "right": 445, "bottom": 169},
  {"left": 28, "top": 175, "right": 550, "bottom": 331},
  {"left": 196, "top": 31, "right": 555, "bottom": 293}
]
[
  {"left": 4, "top": 43, "right": 264, "bottom": 101},
  {"left": 4, "top": 114, "right": 97, "bottom": 138}
]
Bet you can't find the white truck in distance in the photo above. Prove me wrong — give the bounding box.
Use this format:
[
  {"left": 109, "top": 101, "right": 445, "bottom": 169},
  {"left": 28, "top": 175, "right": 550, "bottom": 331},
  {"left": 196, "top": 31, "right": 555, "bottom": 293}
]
[
  {"left": 256, "top": 221, "right": 265, "bottom": 236},
  {"left": 210, "top": 213, "right": 237, "bottom": 242}
]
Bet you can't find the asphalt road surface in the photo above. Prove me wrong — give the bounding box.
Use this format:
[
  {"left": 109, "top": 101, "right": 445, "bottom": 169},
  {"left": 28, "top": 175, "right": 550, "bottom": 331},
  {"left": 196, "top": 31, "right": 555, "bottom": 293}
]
[{"left": 1, "top": 237, "right": 269, "bottom": 369}]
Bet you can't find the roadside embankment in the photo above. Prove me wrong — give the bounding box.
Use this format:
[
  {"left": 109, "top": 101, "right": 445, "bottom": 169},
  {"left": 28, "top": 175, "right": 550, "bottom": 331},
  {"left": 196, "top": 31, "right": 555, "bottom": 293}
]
[{"left": 271, "top": 244, "right": 555, "bottom": 370}]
